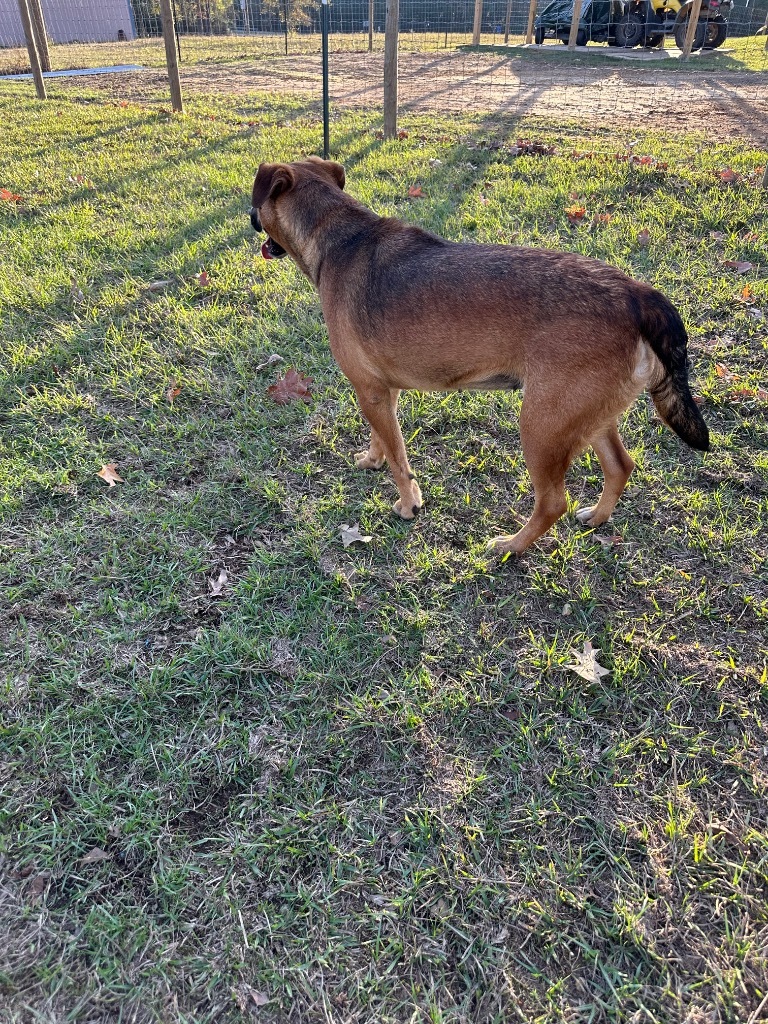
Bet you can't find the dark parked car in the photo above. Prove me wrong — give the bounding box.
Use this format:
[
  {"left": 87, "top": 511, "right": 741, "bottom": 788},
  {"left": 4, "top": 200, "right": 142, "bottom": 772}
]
[{"left": 534, "top": 0, "right": 624, "bottom": 44}]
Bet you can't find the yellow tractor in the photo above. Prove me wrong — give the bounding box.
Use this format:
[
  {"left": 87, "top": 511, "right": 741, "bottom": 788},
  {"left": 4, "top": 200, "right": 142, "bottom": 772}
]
[{"left": 615, "top": 0, "right": 731, "bottom": 48}]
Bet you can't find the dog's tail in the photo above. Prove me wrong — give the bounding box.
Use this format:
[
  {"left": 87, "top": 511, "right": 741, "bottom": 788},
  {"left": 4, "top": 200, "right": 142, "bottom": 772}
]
[{"left": 633, "top": 285, "right": 710, "bottom": 452}]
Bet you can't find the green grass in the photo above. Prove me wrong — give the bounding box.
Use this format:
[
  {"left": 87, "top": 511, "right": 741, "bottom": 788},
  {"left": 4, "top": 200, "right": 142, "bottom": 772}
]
[{"left": 1, "top": 85, "right": 767, "bottom": 1023}]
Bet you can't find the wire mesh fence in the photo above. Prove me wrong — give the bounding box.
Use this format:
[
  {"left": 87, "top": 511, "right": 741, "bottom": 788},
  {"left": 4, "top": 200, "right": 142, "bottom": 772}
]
[{"left": 1, "top": 0, "right": 767, "bottom": 145}]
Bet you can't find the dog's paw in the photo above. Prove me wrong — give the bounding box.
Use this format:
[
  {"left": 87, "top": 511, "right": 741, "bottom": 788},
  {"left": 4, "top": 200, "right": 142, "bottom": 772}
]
[
  {"left": 486, "top": 534, "right": 524, "bottom": 556},
  {"left": 393, "top": 482, "right": 422, "bottom": 520},
  {"left": 355, "top": 450, "right": 386, "bottom": 470},
  {"left": 575, "top": 506, "right": 596, "bottom": 525},
  {"left": 575, "top": 506, "right": 610, "bottom": 526}
]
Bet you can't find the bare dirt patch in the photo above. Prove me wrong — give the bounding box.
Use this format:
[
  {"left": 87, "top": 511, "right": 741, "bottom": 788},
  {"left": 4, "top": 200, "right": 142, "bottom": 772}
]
[{"left": 52, "top": 48, "right": 768, "bottom": 142}]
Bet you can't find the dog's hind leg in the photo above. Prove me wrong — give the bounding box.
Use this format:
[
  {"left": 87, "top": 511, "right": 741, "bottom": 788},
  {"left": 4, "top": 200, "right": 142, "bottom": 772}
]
[
  {"left": 488, "top": 403, "right": 577, "bottom": 555},
  {"left": 353, "top": 382, "right": 422, "bottom": 519},
  {"left": 355, "top": 389, "right": 400, "bottom": 470},
  {"left": 576, "top": 422, "right": 635, "bottom": 527}
]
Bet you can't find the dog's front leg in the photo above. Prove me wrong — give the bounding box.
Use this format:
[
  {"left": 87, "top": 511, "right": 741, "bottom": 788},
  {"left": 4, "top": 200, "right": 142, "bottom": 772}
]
[{"left": 353, "top": 383, "right": 422, "bottom": 519}]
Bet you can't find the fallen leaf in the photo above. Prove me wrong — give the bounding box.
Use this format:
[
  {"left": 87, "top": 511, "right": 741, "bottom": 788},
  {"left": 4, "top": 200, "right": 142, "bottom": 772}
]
[
  {"left": 255, "top": 353, "right": 283, "bottom": 372},
  {"left": 407, "top": 185, "right": 424, "bottom": 198},
  {"left": 209, "top": 569, "right": 228, "bottom": 597},
  {"left": 397, "top": 129, "right": 409, "bottom": 139},
  {"left": 166, "top": 381, "right": 182, "bottom": 405},
  {"left": 565, "top": 641, "right": 611, "bottom": 684},
  {"left": 727, "top": 386, "right": 760, "bottom": 402},
  {"left": 0, "top": 187, "right": 22, "bottom": 202},
  {"left": 719, "top": 168, "right": 740, "bottom": 184},
  {"left": 428, "top": 158, "right": 443, "bottom": 167},
  {"left": 747, "top": 307, "right": 764, "bottom": 320},
  {"left": 340, "top": 523, "right": 373, "bottom": 548},
  {"left": 147, "top": 279, "right": 173, "bottom": 292},
  {"left": 565, "top": 204, "right": 586, "bottom": 226},
  {"left": 723, "top": 260, "right": 753, "bottom": 274},
  {"left": 737, "top": 283, "right": 754, "bottom": 304},
  {"left": 80, "top": 847, "right": 111, "bottom": 864},
  {"left": 637, "top": 228, "right": 651, "bottom": 248},
  {"left": 197, "top": 269, "right": 209, "bottom": 286},
  {"left": 593, "top": 213, "right": 613, "bottom": 225},
  {"left": 248, "top": 990, "right": 269, "bottom": 1007},
  {"left": 741, "top": 231, "right": 759, "bottom": 243},
  {"left": 28, "top": 872, "right": 51, "bottom": 895},
  {"left": 68, "top": 174, "right": 94, "bottom": 188},
  {"left": 96, "top": 464, "right": 124, "bottom": 487},
  {"left": 715, "top": 363, "right": 737, "bottom": 380},
  {"left": 267, "top": 367, "right": 314, "bottom": 405},
  {"left": 709, "top": 230, "right": 726, "bottom": 241},
  {"left": 515, "top": 139, "right": 555, "bottom": 156}
]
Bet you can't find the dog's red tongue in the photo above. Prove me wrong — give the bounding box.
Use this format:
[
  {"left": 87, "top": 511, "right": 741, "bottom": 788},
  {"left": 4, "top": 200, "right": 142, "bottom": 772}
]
[{"left": 261, "top": 241, "right": 272, "bottom": 260}]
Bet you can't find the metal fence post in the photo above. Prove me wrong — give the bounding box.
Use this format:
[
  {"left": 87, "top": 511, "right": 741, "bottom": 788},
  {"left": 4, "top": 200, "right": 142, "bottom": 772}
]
[
  {"left": 16, "top": 0, "right": 46, "bottom": 99},
  {"left": 159, "top": 0, "right": 184, "bottom": 112},
  {"left": 383, "top": 0, "right": 399, "bottom": 138}
]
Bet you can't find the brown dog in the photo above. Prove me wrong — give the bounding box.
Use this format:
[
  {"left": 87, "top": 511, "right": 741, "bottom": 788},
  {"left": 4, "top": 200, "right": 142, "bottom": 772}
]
[{"left": 250, "top": 156, "right": 709, "bottom": 555}]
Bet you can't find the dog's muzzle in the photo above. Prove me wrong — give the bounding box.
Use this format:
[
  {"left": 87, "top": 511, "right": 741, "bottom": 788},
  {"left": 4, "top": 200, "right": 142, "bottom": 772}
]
[{"left": 249, "top": 206, "right": 287, "bottom": 260}]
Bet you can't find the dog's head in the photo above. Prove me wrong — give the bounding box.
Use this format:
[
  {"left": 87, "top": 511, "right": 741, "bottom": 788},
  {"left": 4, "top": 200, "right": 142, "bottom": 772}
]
[{"left": 249, "top": 156, "right": 346, "bottom": 261}]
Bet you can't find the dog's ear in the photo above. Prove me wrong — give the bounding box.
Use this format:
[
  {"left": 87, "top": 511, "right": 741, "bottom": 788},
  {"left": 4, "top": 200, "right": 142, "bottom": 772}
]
[
  {"left": 305, "top": 155, "right": 345, "bottom": 190},
  {"left": 252, "top": 162, "right": 296, "bottom": 208}
]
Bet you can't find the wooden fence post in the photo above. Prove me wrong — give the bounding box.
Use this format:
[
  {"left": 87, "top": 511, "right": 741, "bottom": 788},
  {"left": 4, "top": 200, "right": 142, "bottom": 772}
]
[
  {"left": 159, "top": 0, "right": 184, "bottom": 112},
  {"left": 472, "top": 0, "right": 483, "bottom": 45},
  {"left": 504, "top": 0, "right": 512, "bottom": 43},
  {"left": 16, "top": 0, "right": 46, "bottom": 99},
  {"left": 680, "top": 0, "right": 703, "bottom": 58},
  {"left": 567, "top": 0, "right": 583, "bottom": 48},
  {"left": 383, "top": 0, "right": 399, "bottom": 138},
  {"left": 526, "top": 0, "right": 538, "bottom": 43},
  {"left": 27, "top": 0, "right": 50, "bottom": 72},
  {"left": 369, "top": 0, "right": 374, "bottom": 50}
]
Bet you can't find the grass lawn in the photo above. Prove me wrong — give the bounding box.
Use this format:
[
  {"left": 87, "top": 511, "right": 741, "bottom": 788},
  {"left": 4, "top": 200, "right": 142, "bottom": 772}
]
[{"left": 1, "top": 84, "right": 767, "bottom": 1023}]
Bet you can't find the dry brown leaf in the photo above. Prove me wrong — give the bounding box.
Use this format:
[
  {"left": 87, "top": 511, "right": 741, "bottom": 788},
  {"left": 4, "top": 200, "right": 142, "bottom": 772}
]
[
  {"left": 565, "top": 641, "right": 611, "bottom": 684},
  {"left": 719, "top": 168, "right": 740, "bottom": 184},
  {"left": 737, "top": 283, "right": 754, "bottom": 304},
  {"left": 637, "top": 228, "right": 651, "bottom": 248},
  {"left": 147, "top": 279, "right": 172, "bottom": 292},
  {"left": 96, "top": 464, "right": 124, "bottom": 487},
  {"left": 166, "top": 381, "right": 182, "bottom": 405},
  {"left": 723, "top": 260, "right": 754, "bottom": 274},
  {"left": 709, "top": 230, "right": 726, "bottom": 241},
  {"left": 209, "top": 569, "right": 228, "bottom": 597},
  {"left": 565, "top": 204, "right": 586, "bottom": 225},
  {"left": 340, "top": 523, "right": 373, "bottom": 548},
  {"left": 267, "top": 368, "right": 314, "bottom": 405},
  {"left": 197, "top": 269, "right": 209, "bottom": 286},
  {"left": 28, "top": 872, "right": 51, "bottom": 895},
  {"left": 407, "top": 185, "right": 425, "bottom": 198},
  {"left": 80, "top": 847, "right": 111, "bottom": 865}
]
